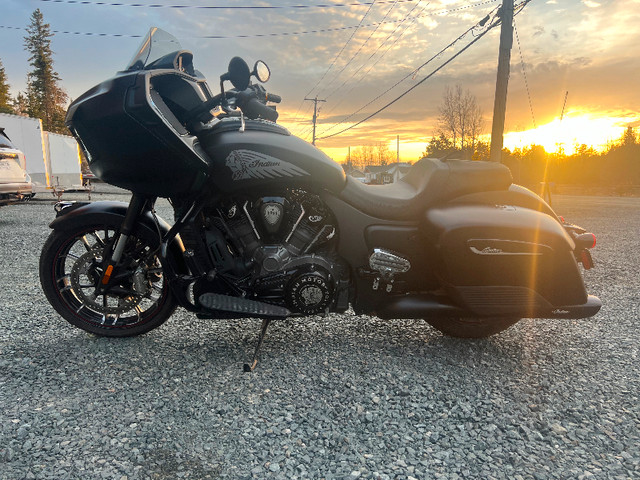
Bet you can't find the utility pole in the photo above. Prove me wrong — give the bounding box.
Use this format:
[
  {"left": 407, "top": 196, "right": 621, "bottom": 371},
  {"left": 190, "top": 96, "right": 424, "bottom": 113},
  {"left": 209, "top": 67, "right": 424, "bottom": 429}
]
[
  {"left": 304, "top": 96, "right": 326, "bottom": 146},
  {"left": 396, "top": 135, "right": 400, "bottom": 163},
  {"left": 489, "top": 0, "right": 514, "bottom": 163}
]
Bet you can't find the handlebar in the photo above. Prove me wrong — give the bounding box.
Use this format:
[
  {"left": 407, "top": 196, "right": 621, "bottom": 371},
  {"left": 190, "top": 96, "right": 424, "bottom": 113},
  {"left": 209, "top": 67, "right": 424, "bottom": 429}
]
[
  {"left": 236, "top": 89, "right": 279, "bottom": 122},
  {"left": 184, "top": 93, "right": 224, "bottom": 124},
  {"left": 184, "top": 86, "right": 280, "bottom": 126},
  {"left": 266, "top": 93, "right": 281, "bottom": 104}
]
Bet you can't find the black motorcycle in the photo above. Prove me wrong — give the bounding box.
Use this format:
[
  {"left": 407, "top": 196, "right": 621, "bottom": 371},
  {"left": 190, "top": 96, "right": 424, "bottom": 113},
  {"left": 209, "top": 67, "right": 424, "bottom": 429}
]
[{"left": 40, "top": 28, "right": 601, "bottom": 370}]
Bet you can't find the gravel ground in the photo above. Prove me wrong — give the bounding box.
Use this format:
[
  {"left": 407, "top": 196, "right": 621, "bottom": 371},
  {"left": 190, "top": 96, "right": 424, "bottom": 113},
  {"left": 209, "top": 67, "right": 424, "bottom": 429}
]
[{"left": 1, "top": 190, "right": 638, "bottom": 480}]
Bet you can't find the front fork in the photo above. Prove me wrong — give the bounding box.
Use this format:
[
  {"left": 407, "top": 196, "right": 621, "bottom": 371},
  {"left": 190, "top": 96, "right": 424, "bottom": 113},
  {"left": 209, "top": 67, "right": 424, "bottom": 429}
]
[{"left": 98, "top": 194, "right": 151, "bottom": 290}]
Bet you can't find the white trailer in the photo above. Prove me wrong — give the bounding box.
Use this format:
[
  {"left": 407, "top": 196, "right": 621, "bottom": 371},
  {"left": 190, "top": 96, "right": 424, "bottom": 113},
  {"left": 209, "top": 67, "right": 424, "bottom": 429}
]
[
  {"left": 45, "top": 132, "right": 83, "bottom": 190},
  {"left": 0, "top": 113, "right": 47, "bottom": 187},
  {"left": 0, "top": 112, "right": 84, "bottom": 191}
]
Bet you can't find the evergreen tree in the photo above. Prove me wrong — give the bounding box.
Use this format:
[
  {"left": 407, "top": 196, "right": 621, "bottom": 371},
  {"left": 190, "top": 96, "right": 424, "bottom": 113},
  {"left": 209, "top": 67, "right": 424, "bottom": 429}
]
[
  {"left": 13, "top": 92, "right": 29, "bottom": 116},
  {"left": 23, "top": 9, "right": 68, "bottom": 133},
  {"left": 621, "top": 126, "right": 637, "bottom": 146},
  {"left": 0, "top": 58, "right": 12, "bottom": 114}
]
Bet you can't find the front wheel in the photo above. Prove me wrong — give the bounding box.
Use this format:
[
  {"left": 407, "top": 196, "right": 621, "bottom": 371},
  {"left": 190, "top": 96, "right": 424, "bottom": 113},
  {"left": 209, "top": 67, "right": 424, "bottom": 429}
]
[
  {"left": 426, "top": 317, "right": 520, "bottom": 338},
  {"left": 40, "top": 223, "right": 177, "bottom": 337}
]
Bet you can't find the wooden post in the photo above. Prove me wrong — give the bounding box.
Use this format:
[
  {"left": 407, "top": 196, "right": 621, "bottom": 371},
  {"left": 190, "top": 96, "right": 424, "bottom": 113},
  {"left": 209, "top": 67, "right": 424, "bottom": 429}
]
[
  {"left": 304, "top": 96, "right": 326, "bottom": 146},
  {"left": 489, "top": 0, "right": 514, "bottom": 163}
]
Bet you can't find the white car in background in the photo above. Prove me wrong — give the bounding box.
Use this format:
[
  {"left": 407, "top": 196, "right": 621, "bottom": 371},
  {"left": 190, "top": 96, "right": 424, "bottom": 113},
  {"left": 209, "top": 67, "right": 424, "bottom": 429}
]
[{"left": 1, "top": 127, "right": 34, "bottom": 205}]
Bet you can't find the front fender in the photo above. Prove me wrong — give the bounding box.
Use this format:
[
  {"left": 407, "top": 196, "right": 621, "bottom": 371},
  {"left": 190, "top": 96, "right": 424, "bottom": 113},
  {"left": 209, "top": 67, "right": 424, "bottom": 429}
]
[{"left": 50, "top": 201, "right": 187, "bottom": 274}]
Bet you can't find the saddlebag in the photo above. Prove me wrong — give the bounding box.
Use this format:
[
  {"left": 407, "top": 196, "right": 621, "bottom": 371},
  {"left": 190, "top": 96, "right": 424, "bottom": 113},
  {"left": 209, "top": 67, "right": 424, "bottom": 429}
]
[{"left": 424, "top": 204, "right": 589, "bottom": 318}]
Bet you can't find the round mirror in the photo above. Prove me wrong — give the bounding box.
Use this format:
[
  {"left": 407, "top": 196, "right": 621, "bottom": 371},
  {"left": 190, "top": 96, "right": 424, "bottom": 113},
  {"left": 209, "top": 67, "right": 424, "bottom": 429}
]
[
  {"left": 227, "top": 56, "right": 251, "bottom": 90},
  {"left": 253, "top": 61, "right": 271, "bottom": 83}
]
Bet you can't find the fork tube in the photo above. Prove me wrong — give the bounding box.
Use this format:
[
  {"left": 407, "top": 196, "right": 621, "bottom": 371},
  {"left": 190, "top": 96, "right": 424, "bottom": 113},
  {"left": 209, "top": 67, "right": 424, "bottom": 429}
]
[
  {"left": 111, "top": 194, "right": 148, "bottom": 263},
  {"left": 100, "top": 195, "right": 149, "bottom": 286}
]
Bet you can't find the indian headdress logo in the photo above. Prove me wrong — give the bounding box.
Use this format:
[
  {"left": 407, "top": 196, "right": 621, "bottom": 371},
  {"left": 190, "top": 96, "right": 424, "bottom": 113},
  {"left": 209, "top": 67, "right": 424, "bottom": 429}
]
[{"left": 225, "top": 150, "right": 309, "bottom": 181}]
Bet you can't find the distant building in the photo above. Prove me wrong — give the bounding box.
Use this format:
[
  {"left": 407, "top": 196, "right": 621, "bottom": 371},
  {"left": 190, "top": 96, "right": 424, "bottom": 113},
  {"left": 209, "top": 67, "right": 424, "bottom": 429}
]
[
  {"left": 342, "top": 164, "right": 366, "bottom": 183},
  {"left": 364, "top": 162, "right": 412, "bottom": 184}
]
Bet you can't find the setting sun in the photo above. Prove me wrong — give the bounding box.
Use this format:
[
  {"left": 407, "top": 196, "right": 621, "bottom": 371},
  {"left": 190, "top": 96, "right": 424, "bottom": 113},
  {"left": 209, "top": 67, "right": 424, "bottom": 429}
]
[{"left": 503, "top": 112, "right": 640, "bottom": 155}]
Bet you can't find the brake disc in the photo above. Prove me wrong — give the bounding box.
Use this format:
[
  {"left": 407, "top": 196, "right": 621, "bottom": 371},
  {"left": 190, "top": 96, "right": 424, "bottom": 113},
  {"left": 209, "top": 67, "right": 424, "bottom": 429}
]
[{"left": 69, "top": 248, "right": 139, "bottom": 315}]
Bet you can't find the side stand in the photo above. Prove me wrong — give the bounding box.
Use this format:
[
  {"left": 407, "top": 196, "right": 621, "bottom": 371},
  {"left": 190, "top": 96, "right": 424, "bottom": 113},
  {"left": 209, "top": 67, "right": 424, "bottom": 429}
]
[{"left": 243, "top": 318, "right": 272, "bottom": 372}]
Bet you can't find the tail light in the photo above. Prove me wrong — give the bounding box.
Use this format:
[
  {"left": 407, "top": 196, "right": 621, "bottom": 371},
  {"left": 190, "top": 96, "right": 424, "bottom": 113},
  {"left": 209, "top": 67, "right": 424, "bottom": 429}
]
[{"left": 574, "top": 233, "right": 596, "bottom": 250}]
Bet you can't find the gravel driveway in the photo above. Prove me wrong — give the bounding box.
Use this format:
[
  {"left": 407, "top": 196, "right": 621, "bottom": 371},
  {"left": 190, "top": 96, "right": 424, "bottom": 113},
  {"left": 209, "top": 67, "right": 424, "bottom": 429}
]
[{"left": 1, "top": 191, "right": 638, "bottom": 480}]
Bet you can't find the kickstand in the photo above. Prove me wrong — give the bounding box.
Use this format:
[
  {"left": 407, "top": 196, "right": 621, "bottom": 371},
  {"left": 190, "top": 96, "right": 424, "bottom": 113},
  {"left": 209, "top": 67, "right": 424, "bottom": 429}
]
[{"left": 243, "top": 318, "right": 272, "bottom": 372}]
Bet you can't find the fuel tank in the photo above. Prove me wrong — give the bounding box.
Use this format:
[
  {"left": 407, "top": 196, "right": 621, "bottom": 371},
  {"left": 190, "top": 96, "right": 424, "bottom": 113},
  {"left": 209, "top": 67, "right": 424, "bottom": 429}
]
[{"left": 199, "top": 118, "right": 346, "bottom": 193}]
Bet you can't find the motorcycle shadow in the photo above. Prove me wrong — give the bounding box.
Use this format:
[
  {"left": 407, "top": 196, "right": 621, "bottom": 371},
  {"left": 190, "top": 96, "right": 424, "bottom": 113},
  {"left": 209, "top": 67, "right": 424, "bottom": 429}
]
[{"left": 37, "top": 313, "right": 537, "bottom": 378}]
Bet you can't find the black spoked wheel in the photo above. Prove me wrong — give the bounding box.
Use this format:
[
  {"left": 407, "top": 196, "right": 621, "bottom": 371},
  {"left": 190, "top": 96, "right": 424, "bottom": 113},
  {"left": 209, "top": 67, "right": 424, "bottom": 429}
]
[
  {"left": 40, "top": 223, "right": 177, "bottom": 337},
  {"left": 426, "top": 317, "right": 521, "bottom": 338}
]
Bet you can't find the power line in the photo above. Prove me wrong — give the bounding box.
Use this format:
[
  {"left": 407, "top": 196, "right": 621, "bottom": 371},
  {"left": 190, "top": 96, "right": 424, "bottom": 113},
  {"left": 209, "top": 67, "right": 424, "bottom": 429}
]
[
  {"left": 288, "top": 0, "right": 377, "bottom": 135},
  {"left": 315, "top": 0, "right": 402, "bottom": 97},
  {"left": 0, "top": 24, "right": 143, "bottom": 36},
  {"left": 38, "top": 0, "right": 417, "bottom": 9},
  {"left": 317, "top": 0, "right": 532, "bottom": 141},
  {"left": 222, "top": 0, "right": 498, "bottom": 129},
  {"left": 321, "top": 0, "right": 430, "bottom": 110},
  {"left": 0, "top": 20, "right": 415, "bottom": 39},
  {"left": 301, "top": 1, "right": 376, "bottom": 99},
  {"left": 309, "top": 0, "right": 497, "bottom": 127},
  {"left": 317, "top": 12, "right": 502, "bottom": 140},
  {"left": 317, "top": 13, "right": 493, "bottom": 138},
  {"left": 0, "top": 20, "right": 416, "bottom": 40},
  {"left": 514, "top": 19, "right": 536, "bottom": 129},
  {"left": 0, "top": 1, "right": 499, "bottom": 40}
]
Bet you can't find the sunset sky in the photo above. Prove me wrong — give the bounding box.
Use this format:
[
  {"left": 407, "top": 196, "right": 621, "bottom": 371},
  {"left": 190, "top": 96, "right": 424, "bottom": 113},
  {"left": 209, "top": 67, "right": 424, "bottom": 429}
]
[{"left": 1, "top": 0, "right": 639, "bottom": 162}]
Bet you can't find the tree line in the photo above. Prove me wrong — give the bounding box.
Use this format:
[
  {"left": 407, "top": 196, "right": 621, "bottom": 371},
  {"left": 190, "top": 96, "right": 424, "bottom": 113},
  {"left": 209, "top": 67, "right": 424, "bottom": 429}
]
[
  {"left": 422, "top": 84, "right": 640, "bottom": 188},
  {"left": 0, "top": 9, "right": 68, "bottom": 134},
  {"left": 343, "top": 143, "right": 397, "bottom": 172},
  {"left": 501, "top": 129, "right": 640, "bottom": 191}
]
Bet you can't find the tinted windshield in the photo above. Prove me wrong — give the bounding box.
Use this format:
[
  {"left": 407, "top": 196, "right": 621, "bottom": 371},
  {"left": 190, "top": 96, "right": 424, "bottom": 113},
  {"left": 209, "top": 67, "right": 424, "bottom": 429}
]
[{"left": 125, "top": 28, "right": 182, "bottom": 71}]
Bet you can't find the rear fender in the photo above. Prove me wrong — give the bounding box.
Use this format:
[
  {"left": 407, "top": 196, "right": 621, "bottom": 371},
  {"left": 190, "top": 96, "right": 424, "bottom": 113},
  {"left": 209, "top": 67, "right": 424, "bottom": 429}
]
[
  {"left": 49, "top": 201, "right": 187, "bottom": 274},
  {"left": 451, "top": 184, "right": 558, "bottom": 219}
]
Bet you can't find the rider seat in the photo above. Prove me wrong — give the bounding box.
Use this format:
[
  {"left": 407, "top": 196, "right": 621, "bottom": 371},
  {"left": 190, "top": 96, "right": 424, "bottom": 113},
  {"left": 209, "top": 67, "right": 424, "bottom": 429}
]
[{"left": 338, "top": 157, "right": 513, "bottom": 220}]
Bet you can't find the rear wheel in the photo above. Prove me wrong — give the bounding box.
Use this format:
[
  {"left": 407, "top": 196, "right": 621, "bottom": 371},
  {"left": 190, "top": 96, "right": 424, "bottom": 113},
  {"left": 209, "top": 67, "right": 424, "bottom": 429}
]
[
  {"left": 426, "top": 317, "right": 520, "bottom": 338},
  {"left": 40, "top": 223, "right": 177, "bottom": 337}
]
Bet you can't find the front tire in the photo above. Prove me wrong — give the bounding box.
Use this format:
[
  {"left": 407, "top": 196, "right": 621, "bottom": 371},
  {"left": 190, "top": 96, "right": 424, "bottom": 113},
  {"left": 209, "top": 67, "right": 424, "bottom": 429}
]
[
  {"left": 39, "top": 222, "right": 177, "bottom": 337},
  {"left": 426, "top": 317, "right": 520, "bottom": 338}
]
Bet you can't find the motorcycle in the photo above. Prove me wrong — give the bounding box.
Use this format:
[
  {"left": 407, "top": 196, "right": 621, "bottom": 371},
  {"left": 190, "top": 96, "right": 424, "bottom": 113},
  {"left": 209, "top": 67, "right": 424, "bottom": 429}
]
[{"left": 40, "top": 28, "right": 601, "bottom": 371}]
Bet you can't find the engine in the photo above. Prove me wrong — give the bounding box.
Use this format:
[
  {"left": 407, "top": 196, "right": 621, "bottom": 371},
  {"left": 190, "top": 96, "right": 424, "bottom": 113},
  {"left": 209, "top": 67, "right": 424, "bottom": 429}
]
[{"left": 197, "top": 189, "right": 349, "bottom": 315}]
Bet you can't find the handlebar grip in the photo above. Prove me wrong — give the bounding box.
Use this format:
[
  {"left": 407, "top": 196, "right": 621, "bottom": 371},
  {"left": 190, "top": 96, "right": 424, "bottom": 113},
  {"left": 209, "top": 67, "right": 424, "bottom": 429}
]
[
  {"left": 266, "top": 93, "right": 282, "bottom": 104},
  {"left": 245, "top": 97, "right": 279, "bottom": 122}
]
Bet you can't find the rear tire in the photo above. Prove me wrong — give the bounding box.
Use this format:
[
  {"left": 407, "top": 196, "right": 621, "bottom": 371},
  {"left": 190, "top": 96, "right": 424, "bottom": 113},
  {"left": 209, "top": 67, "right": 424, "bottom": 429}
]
[
  {"left": 426, "top": 317, "right": 520, "bottom": 338},
  {"left": 40, "top": 222, "right": 177, "bottom": 337}
]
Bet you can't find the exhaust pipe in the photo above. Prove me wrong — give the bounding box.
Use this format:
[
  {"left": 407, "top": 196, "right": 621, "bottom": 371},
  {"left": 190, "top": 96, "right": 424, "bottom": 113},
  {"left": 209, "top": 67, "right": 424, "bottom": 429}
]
[{"left": 376, "top": 294, "right": 466, "bottom": 320}]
